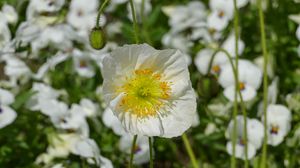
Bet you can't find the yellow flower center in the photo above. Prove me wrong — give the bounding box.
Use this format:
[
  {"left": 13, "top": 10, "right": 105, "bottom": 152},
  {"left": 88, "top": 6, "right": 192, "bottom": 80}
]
[{"left": 117, "top": 69, "right": 171, "bottom": 118}]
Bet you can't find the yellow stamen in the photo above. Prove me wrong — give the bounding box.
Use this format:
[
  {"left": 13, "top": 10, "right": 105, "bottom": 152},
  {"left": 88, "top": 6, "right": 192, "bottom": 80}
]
[
  {"left": 239, "top": 82, "right": 245, "bottom": 91},
  {"left": 117, "top": 69, "right": 171, "bottom": 118},
  {"left": 212, "top": 65, "right": 221, "bottom": 74}
]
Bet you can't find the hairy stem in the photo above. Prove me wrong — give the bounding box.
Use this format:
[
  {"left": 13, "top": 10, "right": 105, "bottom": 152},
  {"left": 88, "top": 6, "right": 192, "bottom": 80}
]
[
  {"left": 182, "top": 133, "right": 199, "bottom": 168},
  {"left": 149, "top": 137, "right": 154, "bottom": 168},
  {"left": 129, "top": 0, "right": 140, "bottom": 43},
  {"left": 257, "top": 0, "right": 269, "bottom": 167},
  {"left": 128, "top": 135, "right": 138, "bottom": 168},
  {"left": 96, "top": 0, "right": 110, "bottom": 27}
]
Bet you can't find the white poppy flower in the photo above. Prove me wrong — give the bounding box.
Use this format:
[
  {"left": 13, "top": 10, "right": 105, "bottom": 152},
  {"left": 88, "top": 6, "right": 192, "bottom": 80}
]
[
  {"left": 219, "top": 60, "right": 262, "bottom": 102},
  {"left": 119, "top": 134, "right": 150, "bottom": 165},
  {"left": 102, "top": 107, "right": 127, "bottom": 136},
  {"left": 226, "top": 115, "right": 264, "bottom": 160},
  {"left": 263, "top": 104, "right": 292, "bottom": 146},
  {"left": 1, "top": 4, "right": 18, "bottom": 24},
  {"left": 102, "top": 44, "right": 197, "bottom": 138},
  {"left": 127, "top": 0, "right": 152, "bottom": 23},
  {"left": 73, "top": 49, "right": 95, "bottom": 78},
  {"left": 0, "top": 88, "right": 17, "bottom": 129}
]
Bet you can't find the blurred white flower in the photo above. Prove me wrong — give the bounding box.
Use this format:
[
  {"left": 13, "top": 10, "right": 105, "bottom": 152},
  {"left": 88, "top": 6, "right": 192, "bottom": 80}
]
[
  {"left": 31, "top": 24, "right": 76, "bottom": 54},
  {"left": 89, "top": 42, "right": 118, "bottom": 69},
  {"left": 263, "top": 104, "right": 292, "bottom": 146},
  {"left": 219, "top": 60, "right": 262, "bottom": 102},
  {"left": 162, "top": 1, "right": 207, "bottom": 34},
  {"left": 194, "top": 48, "right": 227, "bottom": 75},
  {"left": 296, "top": 26, "right": 300, "bottom": 41},
  {"left": 0, "top": 88, "right": 17, "bottom": 129},
  {"left": 127, "top": 0, "right": 152, "bottom": 23},
  {"left": 67, "top": 0, "right": 105, "bottom": 38},
  {"left": 102, "top": 44, "right": 197, "bottom": 138},
  {"left": 226, "top": 115, "right": 264, "bottom": 160},
  {"left": 102, "top": 107, "right": 127, "bottom": 136},
  {"left": 162, "top": 33, "right": 192, "bottom": 65},
  {"left": 289, "top": 14, "right": 300, "bottom": 24},
  {"left": 73, "top": 49, "right": 95, "bottom": 78},
  {"left": 119, "top": 134, "right": 151, "bottom": 165},
  {"left": 254, "top": 55, "right": 274, "bottom": 78},
  {"left": 0, "top": 18, "right": 11, "bottom": 49},
  {"left": 79, "top": 98, "right": 98, "bottom": 117},
  {"left": 33, "top": 51, "right": 69, "bottom": 80},
  {"left": 1, "top": 4, "right": 18, "bottom": 24},
  {"left": 71, "top": 138, "right": 113, "bottom": 168},
  {"left": 4, "top": 57, "right": 31, "bottom": 86},
  {"left": 29, "top": 0, "right": 65, "bottom": 13},
  {"left": 26, "top": 83, "right": 60, "bottom": 111}
]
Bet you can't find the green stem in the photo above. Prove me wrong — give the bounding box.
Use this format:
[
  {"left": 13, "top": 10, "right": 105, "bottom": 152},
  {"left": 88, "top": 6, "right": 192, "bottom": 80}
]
[
  {"left": 149, "top": 137, "right": 154, "bottom": 168},
  {"left": 129, "top": 0, "right": 140, "bottom": 44},
  {"left": 232, "top": 0, "right": 248, "bottom": 166},
  {"left": 257, "top": 0, "right": 269, "bottom": 167},
  {"left": 96, "top": 0, "right": 110, "bottom": 28},
  {"left": 182, "top": 133, "right": 199, "bottom": 168},
  {"left": 207, "top": 47, "right": 249, "bottom": 167},
  {"left": 128, "top": 135, "right": 138, "bottom": 168}
]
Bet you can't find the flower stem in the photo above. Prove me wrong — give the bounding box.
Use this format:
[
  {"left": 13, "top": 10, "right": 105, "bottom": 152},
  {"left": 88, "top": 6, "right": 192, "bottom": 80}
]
[
  {"left": 149, "top": 137, "right": 154, "bottom": 168},
  {"left": 96, "top": 0, "right": 110, "bottom": 28},
  {"left": 207, "top": 46, "right": 249, "bottom": 167},
  {"left": 129, "top": 0, "right": 140, "bottom": 44},
  {"left": 182, "top": 133, "right": 199, "bottom": 168},
  {"left": 257, "top": 0, "right": 269, "bottom": 167},
  {"left": 128, "top": 135, "right": 138, "bottom": 168}
]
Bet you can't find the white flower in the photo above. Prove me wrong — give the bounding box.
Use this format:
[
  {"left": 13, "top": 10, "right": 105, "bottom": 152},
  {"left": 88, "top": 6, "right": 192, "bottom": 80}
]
[
  {"left": 73, "top": 49, "right": 95, "bottom": 78},
  {"left": 33, "top": 51, "right": 69, "bottom": 80},
  {"left": 89, "top": 42, "right": 118, "bottom": 69},
  {"left": 226, "top": 115, "right": 264, "bottom": 160},
  {"left": 127, "top": 0, "right": 152, "bottom": 23},
  {"left": 26, "top": 83, "right": 60, "bottom": 111},
  {"left": 194, "top": 48, "right": 227, "bottom": 75},
  {"left": 4, "top": 57, "right": 31, "bottom": 86},
  {"left": 102, "top": 44, "right": 197, "bottom": 138},
  {"left": 67, "top": 0, "right": 105, "bottom": 38},
  {"left": 28, "top": 0, "right": 65, "bottom": 13},
  {"left": 1, "top": 4, "right": 18, "bottom": 24},
  {"left": 162, "top": 1, "right": 207, "bottom": 34},
  {"left": 263, "top": 104, "right": 292, "bottom": 146},
  {"left": 296, "top": 26, "right": 300, "bottom": 41},
  {"left": 219, "top": 60, "right": 262, "bottom": 102},
  {"left": 119, "top": 134, "right": 151, "bottom": 165},
  {"left": 0, "top": 18, "right": 11, "bottom": 49},
  {"left": 162, "top": 33, "right": 192, "bottom": 65},
  {"left": 30, "top": 24, "right": 76, "bottom": 54},
  {"left": 102, "top": 107, "right": 127, "bottom": 136},
  {"left": 0, "top": 88, "right": 17, "bottom": 129},
  {"left": 207, "top": 10, "right": 231, "bottom": 31},
  {"left": 79, "top": 98, "right": 98, "bottom": 117}
]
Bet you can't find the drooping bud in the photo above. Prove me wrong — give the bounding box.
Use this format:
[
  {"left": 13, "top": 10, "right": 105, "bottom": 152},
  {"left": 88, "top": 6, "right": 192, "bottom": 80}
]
[{"left": 89, "top": 27, "right": 106, "bottom": 50}]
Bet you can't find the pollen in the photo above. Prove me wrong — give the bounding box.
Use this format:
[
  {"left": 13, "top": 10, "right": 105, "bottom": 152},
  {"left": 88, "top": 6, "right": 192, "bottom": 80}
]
[{"left": 117, "top": 69, "right": 172, "bottom": 118}]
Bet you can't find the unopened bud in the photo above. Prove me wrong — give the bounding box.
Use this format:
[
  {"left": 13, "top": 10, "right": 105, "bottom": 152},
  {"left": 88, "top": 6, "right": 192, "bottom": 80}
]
[{"left": 89, "top": 27, "right": 106, "bottom": 50}]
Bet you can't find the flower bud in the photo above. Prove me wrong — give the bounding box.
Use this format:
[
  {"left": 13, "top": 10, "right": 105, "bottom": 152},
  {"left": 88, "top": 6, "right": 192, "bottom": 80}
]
[{"left": 89, "top": 27, "right": 106, "bottom": 50}]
